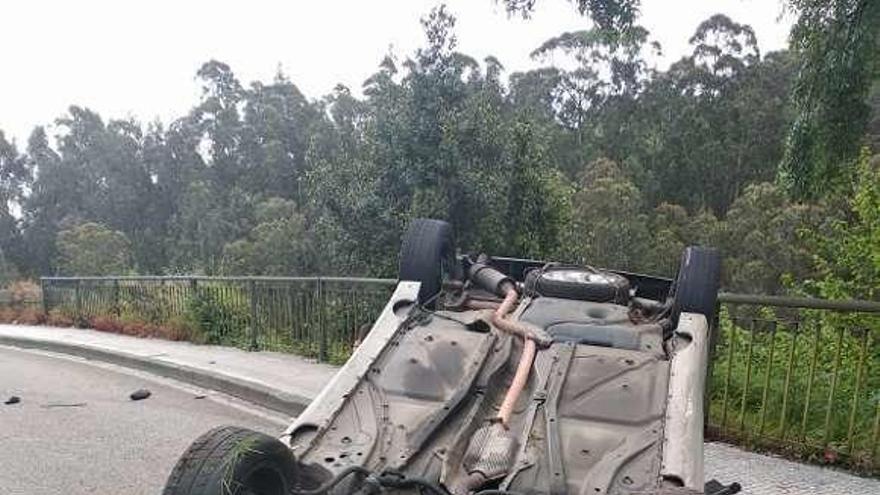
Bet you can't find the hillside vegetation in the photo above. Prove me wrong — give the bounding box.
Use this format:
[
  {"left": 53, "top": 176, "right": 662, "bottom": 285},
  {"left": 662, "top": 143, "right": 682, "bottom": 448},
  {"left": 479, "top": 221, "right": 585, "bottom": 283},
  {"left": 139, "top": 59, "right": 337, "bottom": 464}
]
[{"left": 0, "top": 1, "right": 877, "bottom": 303}]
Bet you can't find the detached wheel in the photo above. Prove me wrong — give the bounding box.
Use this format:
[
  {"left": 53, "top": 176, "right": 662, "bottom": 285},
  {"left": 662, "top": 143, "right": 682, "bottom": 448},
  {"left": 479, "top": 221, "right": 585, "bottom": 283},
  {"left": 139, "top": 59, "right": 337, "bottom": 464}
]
[
  {"left": 163, "top": 426, "right": 295, "bottom": 495},
  {"left": 398, "top": 218, "right": 456, "bottom": 306},
  {"left": 671, "top": 246, "right": 721, "bottom": 327}
]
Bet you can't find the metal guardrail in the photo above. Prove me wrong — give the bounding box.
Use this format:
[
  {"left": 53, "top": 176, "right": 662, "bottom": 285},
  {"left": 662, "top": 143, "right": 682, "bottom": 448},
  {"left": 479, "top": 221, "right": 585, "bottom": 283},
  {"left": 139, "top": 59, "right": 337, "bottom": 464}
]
[
  {"left": 40, "top": 276, "right": 396, "bottom": 364},
  {"left": 25, "top": 277, "right": 880, "bottom": 473},
  {"left": 719, "top": 292, "right": 880, "bottom": 312},
  {"left": 711, "top": 292, "right": 880, "bottom": 474}
]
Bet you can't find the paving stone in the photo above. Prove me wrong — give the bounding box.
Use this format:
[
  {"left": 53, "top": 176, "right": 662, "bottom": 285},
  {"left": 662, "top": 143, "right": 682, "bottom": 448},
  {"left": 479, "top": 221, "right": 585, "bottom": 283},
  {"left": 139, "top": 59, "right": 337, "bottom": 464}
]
[{"left": 705, "top": 442, "right": 879, "bottom": 495}]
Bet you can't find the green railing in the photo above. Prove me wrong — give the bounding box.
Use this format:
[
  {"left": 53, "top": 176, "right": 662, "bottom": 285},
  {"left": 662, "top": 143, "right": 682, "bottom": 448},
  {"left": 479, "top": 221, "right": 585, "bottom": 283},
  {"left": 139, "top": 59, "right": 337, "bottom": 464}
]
[
  {"left": 710, "top": 293, "right": 880, "bottom": 475},
  {"left": 33, "top": 277, "right": 880, "bottom": 473}
]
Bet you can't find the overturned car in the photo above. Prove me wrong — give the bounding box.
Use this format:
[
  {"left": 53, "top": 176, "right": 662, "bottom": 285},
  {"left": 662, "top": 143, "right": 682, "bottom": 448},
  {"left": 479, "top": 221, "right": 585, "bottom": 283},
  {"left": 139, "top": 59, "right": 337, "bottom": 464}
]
[{"left": 164, "top": 219, "right": 739, "bottom": 495}]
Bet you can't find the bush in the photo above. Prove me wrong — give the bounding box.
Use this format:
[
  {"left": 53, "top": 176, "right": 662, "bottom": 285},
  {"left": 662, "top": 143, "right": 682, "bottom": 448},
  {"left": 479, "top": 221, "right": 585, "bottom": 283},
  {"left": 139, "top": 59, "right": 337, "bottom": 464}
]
[
  {"left": 186, "top": 289, "right": 251, "bottom": 347},
  {"left": 56, "top": 222, "right": 133, "bottom": 276},
  {"left": 90, "top": 315, "right": 122, "bottom": 333},
  {"left": 46, "top": 309, "right": 74, "bottom": 327},
  {"left": 6, "top": 280, "right": 40, "bottom": 303},
  {"left": 0, "top": 304, "right": 45, "bottom": 325}
]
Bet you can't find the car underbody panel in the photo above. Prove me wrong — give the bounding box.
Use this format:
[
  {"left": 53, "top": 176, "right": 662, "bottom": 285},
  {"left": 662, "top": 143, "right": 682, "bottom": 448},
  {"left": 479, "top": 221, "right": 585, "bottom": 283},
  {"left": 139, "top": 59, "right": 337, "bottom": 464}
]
[
  {"left": 164, "top": 221, "right": 732, "bottom": 495},
  {"left": 283, "top": 280, "right": 711, "bottom": 494}
]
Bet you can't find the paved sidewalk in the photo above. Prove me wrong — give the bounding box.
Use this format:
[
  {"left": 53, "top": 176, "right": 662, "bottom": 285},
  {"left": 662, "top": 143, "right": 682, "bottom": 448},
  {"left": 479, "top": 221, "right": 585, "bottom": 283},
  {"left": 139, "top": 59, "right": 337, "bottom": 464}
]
[
  {"left": 705, "top": 442, "right": 879, "bottom": 495},
  {"left": 1, "top": 323, "right": 877, "bottom": 494},
  {"left": 0, "top": 324, "right": 337, "bottom": 413}
]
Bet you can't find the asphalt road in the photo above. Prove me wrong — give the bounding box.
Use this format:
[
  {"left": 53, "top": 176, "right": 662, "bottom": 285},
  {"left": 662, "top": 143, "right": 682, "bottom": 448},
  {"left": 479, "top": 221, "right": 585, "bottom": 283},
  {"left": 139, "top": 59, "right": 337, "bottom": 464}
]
[
  {"left": 3, "top": 344, "right": 877, "bottom": 495},
  {"left": 0, "top": 346, "right": 288, "bottom": 495}
]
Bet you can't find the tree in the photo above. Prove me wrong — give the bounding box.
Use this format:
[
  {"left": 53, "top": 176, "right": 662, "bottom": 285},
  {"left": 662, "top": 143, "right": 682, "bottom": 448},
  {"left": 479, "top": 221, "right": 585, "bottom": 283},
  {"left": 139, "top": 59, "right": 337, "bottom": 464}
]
[
  {"left": 20, "top": 127, "right": 63, "bottom": 275},
  {"left": 0, "top": 247, "right": 16, "bottom": 286},
  {"left": 221, "top": 198, "right": 313, "bottom": 275},
  {"left": 0, "top": 131, "right": 27, "bottom": 273},
  {"left": 167, "top": 181, "right": 253, "bottom": 274},
  {"left": 804, "top": 150, "right": 880, "bottom": 300},
  {"left": 502, "top": 0, "right": 641, "bottom": 32},
  {"left": 239, "top": 70, "right": 321, "bottom": 201},
  {"left": 780, "top": 0, "right": 880, "bottom": 198},
  {"left": 562, "top": 158, "right": 650, "bottom": 271},
  {"left": 56, "top": 222, "right": 132, "bottom": 276},
  {"left": 647, "top": 203, "right": 721, "bottom": 277},
  {"left": 1, "top": 3, "right": 870, "bottom": 300},
  {"left": 504, "top": 121, "right": 572, "bottom": 259},
  {"left": 721, "top": 182, "right": 823, "bottom": 294},
  {"left": 614, "top": 18, "right": 790, "bottom": 214},
  {"left": 689, "top": 14, "right": 760, "bottom": 88}
]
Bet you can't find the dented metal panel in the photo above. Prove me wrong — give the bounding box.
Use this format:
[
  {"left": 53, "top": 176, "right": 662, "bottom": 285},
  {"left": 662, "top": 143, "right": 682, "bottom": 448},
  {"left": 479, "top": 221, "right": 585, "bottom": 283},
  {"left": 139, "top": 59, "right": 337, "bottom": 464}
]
[
  {"left": 280, "top": 279, "right": 714, "bottom": 494},
  {"left": 661, "top": 313, "right": 710, "bottom": 490}
]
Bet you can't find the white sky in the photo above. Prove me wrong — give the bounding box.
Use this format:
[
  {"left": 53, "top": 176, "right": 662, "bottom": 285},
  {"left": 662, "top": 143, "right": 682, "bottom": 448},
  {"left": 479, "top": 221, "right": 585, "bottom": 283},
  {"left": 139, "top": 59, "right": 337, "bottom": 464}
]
[{"left": 0, "top": 0, "right": 792, "bottom": 146}]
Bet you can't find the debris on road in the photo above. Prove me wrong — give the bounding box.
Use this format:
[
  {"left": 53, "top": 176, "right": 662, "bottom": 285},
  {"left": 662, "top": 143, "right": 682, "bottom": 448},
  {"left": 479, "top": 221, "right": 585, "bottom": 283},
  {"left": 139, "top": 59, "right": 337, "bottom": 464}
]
[
  {"left": 41, "top": 403, "right": 86, "bottom": 408},
  {"left": 130, "top": 389, "right": 151, "bottom": 401},
  {"left": 4, "top": 396, "right": 21, "bottom": 405}
]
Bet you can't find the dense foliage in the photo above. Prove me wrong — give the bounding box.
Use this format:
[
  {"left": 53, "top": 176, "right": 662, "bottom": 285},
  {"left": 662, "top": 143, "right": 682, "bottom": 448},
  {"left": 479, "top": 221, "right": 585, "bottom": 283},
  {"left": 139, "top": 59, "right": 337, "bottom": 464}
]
[{"left": 0, "top": 2, "right": 878, "bottom": 297}]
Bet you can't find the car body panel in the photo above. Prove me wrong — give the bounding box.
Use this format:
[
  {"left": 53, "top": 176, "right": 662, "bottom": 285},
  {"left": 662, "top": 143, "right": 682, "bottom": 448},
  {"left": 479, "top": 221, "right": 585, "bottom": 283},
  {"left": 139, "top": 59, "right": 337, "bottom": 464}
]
[{"left": 282, "top": 277, "right": 711, "bottom": 494}]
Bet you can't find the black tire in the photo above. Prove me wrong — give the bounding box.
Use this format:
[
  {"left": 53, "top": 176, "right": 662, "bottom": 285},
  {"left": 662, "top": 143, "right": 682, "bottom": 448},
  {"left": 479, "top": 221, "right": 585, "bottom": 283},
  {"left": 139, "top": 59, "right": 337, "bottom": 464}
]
[
  {"left": 671, "top": 246, "right": 721, "bottom": 327},
  {"left": 398, "top": 218, "right": 455, "bottom": 305},
  {"left": 163, "top": 426, "right": 296, "bottom": 495}
]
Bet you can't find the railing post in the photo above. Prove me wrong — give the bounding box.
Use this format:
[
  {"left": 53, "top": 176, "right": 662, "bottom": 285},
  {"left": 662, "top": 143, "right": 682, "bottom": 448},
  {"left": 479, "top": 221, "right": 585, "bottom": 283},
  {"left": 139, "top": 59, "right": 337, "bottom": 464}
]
[
  {"left": 248, "top": 279, "right": 259, "bottom": 351},
  {"left": 113, "top": 278, "right": 120, "bottom": 317},
  {"left": 703, "top": 300, "right": 722, "bottom": 431},
  {"left": 74, "top": 279, "right": 83, "bottom": 326},
  {"left": 40, "top": 278, "right": 49, "bottom": 316},
  {"left": 318, "top": 277, "right": 327, "bottom": 362}
]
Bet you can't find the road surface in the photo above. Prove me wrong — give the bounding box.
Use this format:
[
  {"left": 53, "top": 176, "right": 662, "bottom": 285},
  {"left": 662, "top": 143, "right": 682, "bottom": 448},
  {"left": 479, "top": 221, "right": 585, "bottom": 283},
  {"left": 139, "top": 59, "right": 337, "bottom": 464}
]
[
  {"left": 0, "top": 346, "right": 287, "bottom": 495},
  {"left": 2, "top": 339, "right": 878, "bottom": 495}
]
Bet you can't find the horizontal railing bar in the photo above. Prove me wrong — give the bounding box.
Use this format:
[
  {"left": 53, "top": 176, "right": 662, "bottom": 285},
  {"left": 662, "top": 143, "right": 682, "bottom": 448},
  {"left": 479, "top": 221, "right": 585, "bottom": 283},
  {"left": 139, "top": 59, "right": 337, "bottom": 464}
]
[
  {"left": 40, "top": 276, "right": 398, "bottom": 286},
  {"left": 718, "top": 292, "right": 880, "bottom": 313},
  {"left": 37, "top": 278, "right": 880, "bottom": 311}
]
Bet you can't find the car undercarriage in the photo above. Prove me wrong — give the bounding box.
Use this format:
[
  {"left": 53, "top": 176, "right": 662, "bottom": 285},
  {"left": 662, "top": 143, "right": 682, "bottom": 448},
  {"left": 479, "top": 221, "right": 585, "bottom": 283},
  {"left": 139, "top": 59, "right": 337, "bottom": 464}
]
[{"left": 164, "top": 218, "right": 740, "bottom": 495}]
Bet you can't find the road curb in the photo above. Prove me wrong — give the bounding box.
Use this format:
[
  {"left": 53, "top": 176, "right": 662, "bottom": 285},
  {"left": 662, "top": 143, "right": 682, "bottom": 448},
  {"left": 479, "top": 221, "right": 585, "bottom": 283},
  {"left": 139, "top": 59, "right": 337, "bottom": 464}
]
[{"left": 0, "top": 335, "right": 311, "bottom": 416}]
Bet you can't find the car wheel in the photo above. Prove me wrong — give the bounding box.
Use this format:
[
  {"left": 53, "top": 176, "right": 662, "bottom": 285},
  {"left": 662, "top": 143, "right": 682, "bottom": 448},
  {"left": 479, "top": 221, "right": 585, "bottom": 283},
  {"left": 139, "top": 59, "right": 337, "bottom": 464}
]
[
  {"left": 670, "top": 246, "right": 721, "bottom": 328},
  {"left": 398, "top": 218, "right": 455, "bottom": 306},
  {"left": 163, "top": 426, "right": 295, "bottom": 495}
]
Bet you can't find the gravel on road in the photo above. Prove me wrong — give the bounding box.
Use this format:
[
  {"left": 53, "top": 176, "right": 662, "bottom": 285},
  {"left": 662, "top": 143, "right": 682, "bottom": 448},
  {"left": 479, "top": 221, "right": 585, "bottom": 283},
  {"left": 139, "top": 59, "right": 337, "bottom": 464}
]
[{"left": 0, "top": 346, "right": 287, "bottom": 495}]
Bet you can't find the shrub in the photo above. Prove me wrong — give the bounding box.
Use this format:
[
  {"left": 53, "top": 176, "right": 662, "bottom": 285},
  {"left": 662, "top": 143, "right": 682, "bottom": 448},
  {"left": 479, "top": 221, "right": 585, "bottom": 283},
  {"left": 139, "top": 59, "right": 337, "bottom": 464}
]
[
  {"left": 186, "top": 289, "right": 251, "bottom": 347},
  {"left": 56, "top": 223, "right": 133, "bottom": 276},
  {"left": 0, "top": 304, "right": 45, "bottom": 324},
  {"left": 90, "top": 315, "right": 123, "bottom": 333},
  {"left": 7, "top": 280, "right": 40, "bottom": 303},
  {"left": 15, "top": 308, "right": 45, "bottom": 325},
  {"left": 160, "top": 317, "right": 197, "bottom": 342},
  {"left": 0, "top": 306, "right": 17, "bottom": 323},
  {"left": 46, "top": 309, "right": 74, "bottom": 327}
]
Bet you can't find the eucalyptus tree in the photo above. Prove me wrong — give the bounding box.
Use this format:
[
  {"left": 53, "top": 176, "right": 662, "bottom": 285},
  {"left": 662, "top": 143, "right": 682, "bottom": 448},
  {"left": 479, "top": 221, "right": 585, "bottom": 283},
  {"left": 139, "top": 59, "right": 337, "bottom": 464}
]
[
  {"left": 780, "top": 0, "right": 880, "bottom": 198},
  {"left": 0, "top": 131, "right": 27, "bottom": 274},
  {"left": 502, "top": 0, "right": 641, "bottom": 32}
]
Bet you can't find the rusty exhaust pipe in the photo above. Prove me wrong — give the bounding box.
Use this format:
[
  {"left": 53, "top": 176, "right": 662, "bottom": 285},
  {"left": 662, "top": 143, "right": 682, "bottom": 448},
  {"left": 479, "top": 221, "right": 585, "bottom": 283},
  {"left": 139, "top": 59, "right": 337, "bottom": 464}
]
[
  {"left": 467, "top": 260, "right": 543, "bottom": 428},
  {"left": 497, "top": 329, "right": 536, "bottom": 428},
  {"left": 489, "top": 280, "right": 537, "bottom": 429},
  {"left": 464, "top": 298, "right": 501, "bottom": 310}
]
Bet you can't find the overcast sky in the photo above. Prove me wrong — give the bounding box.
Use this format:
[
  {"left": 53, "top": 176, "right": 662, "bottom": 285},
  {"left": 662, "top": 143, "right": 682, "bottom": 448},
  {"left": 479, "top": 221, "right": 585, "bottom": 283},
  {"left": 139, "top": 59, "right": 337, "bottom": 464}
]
[{"left": 0, "top": 0, "right": 793, "bottom": 145}]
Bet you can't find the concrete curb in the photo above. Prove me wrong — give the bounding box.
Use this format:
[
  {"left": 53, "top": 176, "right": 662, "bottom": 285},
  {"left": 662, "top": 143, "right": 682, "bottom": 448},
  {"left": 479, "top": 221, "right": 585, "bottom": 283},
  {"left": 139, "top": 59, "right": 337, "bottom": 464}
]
[{"left": 0, "top": 335, "right": 312, "bottom": 416}]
